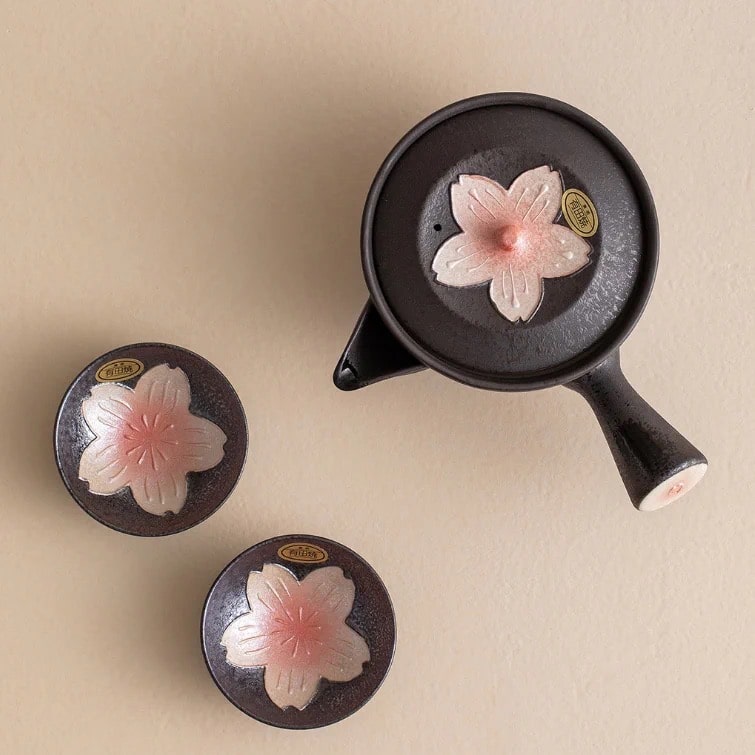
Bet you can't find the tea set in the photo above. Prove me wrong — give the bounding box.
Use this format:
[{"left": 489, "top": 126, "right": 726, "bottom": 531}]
[{"left": 53, "top": 93, "right": 706, "bottom": 728}]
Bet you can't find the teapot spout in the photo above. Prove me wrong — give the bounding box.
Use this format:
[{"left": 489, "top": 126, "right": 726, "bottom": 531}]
[{"left": 333, "top": 302, "right": 425, "bottom": 391}]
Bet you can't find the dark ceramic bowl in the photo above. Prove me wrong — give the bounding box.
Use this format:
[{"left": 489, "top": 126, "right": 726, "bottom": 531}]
[
  {"left": 54, "top": 342, "right": 247, "bottom": 536},
  {"left": 202, "top": 535, "right": 395, "bottom": 729}
]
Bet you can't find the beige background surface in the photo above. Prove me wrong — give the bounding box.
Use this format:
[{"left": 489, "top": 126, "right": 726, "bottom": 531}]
[{"left": 1, "top": 1, "right": 753, "bottom": 753}]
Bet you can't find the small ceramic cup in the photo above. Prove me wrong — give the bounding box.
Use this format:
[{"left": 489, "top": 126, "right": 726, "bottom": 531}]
[
  {"left": 54, "top": 342, "right": 248, "bottom": 536},
  {"left": 202, "top": 535, "right": 396, "bottom": 728}
]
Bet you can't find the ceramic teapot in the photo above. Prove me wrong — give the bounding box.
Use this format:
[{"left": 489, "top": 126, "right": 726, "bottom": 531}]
[{"left": 334, "top": 93, "right": 706, "bottom": 511}]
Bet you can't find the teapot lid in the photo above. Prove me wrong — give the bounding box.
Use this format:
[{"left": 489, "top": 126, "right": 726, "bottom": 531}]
[{"left": 363, "top": 93, "right": 658, "bottom": 390}]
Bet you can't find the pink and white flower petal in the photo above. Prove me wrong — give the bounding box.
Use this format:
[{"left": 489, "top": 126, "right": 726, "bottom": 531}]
[
  {"left": 539, "top": 224, "right": 591, "bottom": 278},
  {"left": 300, "top": 566, "right": 357, "bottom": 622},
  {"left": 317, "top": 622, "right": 370, "bottom": 683},
  {"left": 134, "top": 364, "right": 191, "bottom": 413},
  {"left": 263, "top": 663, "right": 321, "bottom": 710},
  {"left": 450, "top": 174, "right": 509, "bottom": 235},
  {"left": 488, "top": 265, "right": 544, "bottom": 323},
  {"left": 78, "top": 438, "right": 131, "bottom": 495},
  {"left": 220, "top": 611, "right": 278, "bottom": 669},
  {"left": 169, "top": 415, "right": 227, "bottom": 473},
  {"left": 508, "top": 166, "right": 563, "bottom": 226},
  {"left": 81, "top": 383, "right": 137, "bottom": 440},
  {"left": 129, "top": 471, "right": 188, "bottom": 515},
  {"left": 245, "top": 563, "right": 300, "bottom": 617},
  {"left": 432, "top": 233, "right": 496, "bottom": 287}
]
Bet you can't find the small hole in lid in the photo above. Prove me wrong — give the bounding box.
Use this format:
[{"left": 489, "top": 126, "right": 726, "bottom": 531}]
[{"left": 433, "top": 224, "right": 442, "bottom": 231}]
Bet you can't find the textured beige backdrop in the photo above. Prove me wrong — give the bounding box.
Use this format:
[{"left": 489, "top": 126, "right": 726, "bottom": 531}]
[{"left": 1, "top": 1, "right": 752, "bottom": 753}]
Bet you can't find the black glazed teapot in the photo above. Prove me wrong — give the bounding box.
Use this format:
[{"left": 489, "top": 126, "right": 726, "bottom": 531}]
[{"left": 334, "top": 93, "right": 707, "bottom": 511}]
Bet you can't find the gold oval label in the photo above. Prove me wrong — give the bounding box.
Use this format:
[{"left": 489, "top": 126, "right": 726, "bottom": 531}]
[
  {"left": 277, "top": 543, "right": 329, "bottom": 564},
  {"left": 561, "top": 188, "right": 598, "bottom": 238},
  {"left": 95, "top": 358, "right": 144, "bottom": 383}
]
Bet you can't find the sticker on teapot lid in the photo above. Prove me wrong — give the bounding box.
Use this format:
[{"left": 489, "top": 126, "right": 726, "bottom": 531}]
[{"left": 561, "top": 188, "right": 598, "bottom": 238}]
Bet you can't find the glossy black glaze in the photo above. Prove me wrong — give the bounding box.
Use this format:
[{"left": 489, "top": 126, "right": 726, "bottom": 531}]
[
  {"left": 54, "top": 343, "right": 248, "bottom": 536},
  {"left": 333, "top": 302, "right": 424, "bottom": 390},
  {"left": 202, "top": 535, "right": 395, "bottom": 729},
  {"left": 334, "top": 93, "right": 707, "bottom": 507},
  {"left": 568, "top": 352, "right": 707, "bottom": 509}
]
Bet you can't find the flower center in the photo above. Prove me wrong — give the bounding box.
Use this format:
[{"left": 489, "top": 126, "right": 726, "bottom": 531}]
[
  {"left": 121, "top": 413, "right": 174, "bottom": 469},
  {"left": 495, "top": 224, "right": 522, "bottom": 253},
  {"left": 272, "top": 603, "right": 327, "bottom": 662}
]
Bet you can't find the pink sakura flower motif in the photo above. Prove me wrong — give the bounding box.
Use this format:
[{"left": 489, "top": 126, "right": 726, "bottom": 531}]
[
  {"left": 221, "top": 563, "right": 370, "bottom": 711},
  {"left": 432, "top": 167, "right": 592, "bottom": 322},
  {"left": 78, "top": 364, "right": 227, "bottom": 516}
]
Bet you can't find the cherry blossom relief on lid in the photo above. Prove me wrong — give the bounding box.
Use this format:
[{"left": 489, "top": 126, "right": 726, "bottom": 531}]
[
  {"left": 77, "top": 364, "right": 227, "bottom": 516},
  {"left": 431, "top": 166, "right": 592, "bottom": 322},
  {"left": 221, "top": 563, "right": 370, "bottom": 711}
]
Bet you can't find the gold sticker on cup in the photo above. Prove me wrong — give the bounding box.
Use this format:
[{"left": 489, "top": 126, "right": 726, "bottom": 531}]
[
  {"left": 95, "top": 358, "right": 144, "bottom": 382},
  {"left": 561, "top": 188, "right": 598, "bottom": 238},
  {"left": 277, "top": 543, "right": 329, "bottom": 564}
]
